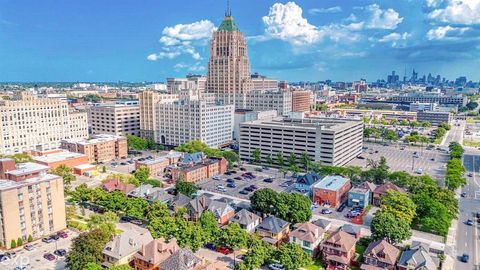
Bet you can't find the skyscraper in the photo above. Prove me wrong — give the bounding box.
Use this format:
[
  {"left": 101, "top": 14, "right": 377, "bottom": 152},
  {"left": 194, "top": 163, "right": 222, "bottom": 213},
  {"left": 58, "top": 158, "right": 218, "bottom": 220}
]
[{"left": 206, "top": 8, "right": 253, "bottom": 108}]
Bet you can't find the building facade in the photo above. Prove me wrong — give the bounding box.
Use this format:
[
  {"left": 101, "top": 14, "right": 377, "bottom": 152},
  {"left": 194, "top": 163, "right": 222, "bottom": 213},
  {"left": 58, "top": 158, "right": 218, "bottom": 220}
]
[
  {"left": 292, "top": 90, "right": 313, "bottom": 113},
  {"left": 138, "top": 91, "right": 179, "bottom": 140},
  {"left": 390, "top": 94, "right": 467, "bottom": 106},
  {"left": 0, "top": 159, "right": 66, "bottom": 249},
  {"left": 239, "top": 116, "right": 363, "bottom": 167},
  {"left": 233, "top": 109, "right": 277, "bottom": 141},
  {"left": 61, "top": 134, "right": 128, "bottom": 163},
  {"left": 0, "top": 92, "right": 88, "bottom": 155},
  {"left": 242, "top": 90, "right": 292, "bottom": 116},
  {"left": 416, "top": 111, "right": 452, "bottom": 126},
  {"left": 313, "top": 175, "right": 352, "bottom": 208},
  {"left": 88, "top": 104, "right": 140, "bottom": 136}
]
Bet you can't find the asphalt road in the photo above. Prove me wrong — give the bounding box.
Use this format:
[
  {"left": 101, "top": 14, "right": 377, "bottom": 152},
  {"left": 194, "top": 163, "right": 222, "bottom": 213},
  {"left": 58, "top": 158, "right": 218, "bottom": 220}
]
[
  {"left": 458, "top": 152, "right": 480, "bottom": 270},
  {"left": 443, "top": 120, "right": 465, "bottom": 147}
]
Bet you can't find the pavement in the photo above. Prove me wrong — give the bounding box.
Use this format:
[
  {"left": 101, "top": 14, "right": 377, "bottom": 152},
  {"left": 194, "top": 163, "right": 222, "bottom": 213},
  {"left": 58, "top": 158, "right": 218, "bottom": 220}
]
[
  {"left": 456, "top": 151, "right": 480, "bottom": 270},
  {"left": 442, "top": 120, "right": 465, "bottom": 147}
]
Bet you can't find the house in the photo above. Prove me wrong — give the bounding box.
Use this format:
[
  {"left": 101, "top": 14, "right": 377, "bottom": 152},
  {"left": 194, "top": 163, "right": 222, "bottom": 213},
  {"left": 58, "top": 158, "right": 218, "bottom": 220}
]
[
  {"left": 256, "top": 216, "right": 291, "bottom": 246},
  {"left": 340, "top": 224, "right": 361, "bottom": 239},
  {"left": 229, "top": 209, "right": 262, "bottom": 233},
  {"left": 295, "top": 172, "right": 321, "bottom": 194},
  {"left": 128, "top": 184, "right": 156, "bottom": 198},
  {"left": 313, "top": 218, "right": 332, "bottom": 232},
  {"left": 312, "top": 175, "right": 352, "bottom": 208},
  {"left": 397, "top": 242, "right": 439, "bottom": 270},
  {"left": 170, "top": 193, "right": 191, "bottom": 210},
  {"left": 347, "top": 187, "right": 370, "bottom": 208},
  {"left": 289, "top": 222, "right": 325, "bottom": 257},
  {"left": 320, "top": 230, "right": 357, "bottom": 270},
  {"left": 102, "top": 179, "right": 135, "bottom": 195},
  {"left": 158, "top": 248, "right": 202, "bottom": 270},
  {"left": 102, "top": 226, "right": 154, "bottom": 267},
  {"left": 373, "top": 182, "right": 405, "bottom": 206},
  {"left": 359, "top": 181, "right": 376, "bottom": 204},
  {"left": 186, "top": 195, "right": 212, "bottom": 221},
  {"left": 193, "top": 261, "right": 229, "bottom": 270},
  {"left": 146, "top": 189, "right": 174, "bottom": 204},
  {"left": 186, "top": 195, "right": 234, "bottom": 225},
  {"left": 361, "top": 239, "right": 400, "bottom": 270},
  {"left": 133, "top": 238, "right": 180, "bottom": 270},
  {"left": 208, "top": 200, "right": 235, "bottom": 225}
]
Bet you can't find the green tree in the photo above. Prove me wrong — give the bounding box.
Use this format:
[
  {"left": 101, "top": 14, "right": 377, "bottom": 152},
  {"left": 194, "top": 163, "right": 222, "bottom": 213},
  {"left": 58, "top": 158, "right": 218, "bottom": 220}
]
[
  {"left": 412, "top": 193, "right": 451, "bottom": 236},
  {"left": 422, "top": 121, "right": 431, "bottom": 127},
  {"left": 70, "top": 183, "right": 93, "bottom": 203},
  {"left": 17, "top": 237, "right": 23, "bottom": 246},
  {"left": 380, "top": 190, "right": 416, "bottom": 225},
  {"left": 252, "top": 149, "right": 261, "bottom": 164},
  {"left": 222, "top": 151, "right": 239, "bottom": 170},
  {"left": 66, "top": 229, "right": 111, "bottom": 270},
  {"left": 126, "top": 135, "right": 148, "bottom": 150},
  {"left": 250, "top": 188, "right": 279, "bottom": 215},
  {"left": 109, "top": 265, "right": 133, "bottom": 270},
  {"left": 125, "top": 198, "right": 149, "bottom": 220},
  {"left": 134, "top": 166, "right": 150, "bottom": 183},
  {"left": 219, "top": 223, "right": 249, "bottom": 249},
  {"left": 87, "top": 212, "right": 118, "bottom": 236},
  {"left": 52, "top": 164, "right": 76, "bottom": 187},
  {"left": 300, "top": 152, "right": 311, "bottom": 172},
  {"left": 288, "top": 152, "right": 297, "bottom": 168},
  {"left": 200, "top": 211, "right": 220, "bottom": 243},
  {"left": 83, "top": 94, "right": 102, "bottom": 103},
  {"left": 83, "top": 263, "right": 103, "bottom": 270},
  {"left": 364, "top": 128, "right": 373, "bottom": 141},
  {"left": 175, "top": 181, "right": 198, "bottom": 198},
  {"left": 278, "top": 193, "right": 312, "bottom": 224},
  {"left": 10, "top": 239, "right": 16, "bottom": 249},
  {"left": 276, "top": 152, "right": 285, "bottom": 167},
  {"left": 27, "top": 235, "right": 33, "bottom": 243},
  {"left": 371, "top": 211, "right": 412, "bottom": 244},
  {"left": 384, "top": 130, "right": 399, "bottom": 141},
  {"left": 266, "top": 154, "right": 273, "bottom": 167},
  {"left": 102, "top": 165, "right": 107, "bottom": 173},
  {"left": 274, "top": 243, "right": 312, "bottom": 270}
]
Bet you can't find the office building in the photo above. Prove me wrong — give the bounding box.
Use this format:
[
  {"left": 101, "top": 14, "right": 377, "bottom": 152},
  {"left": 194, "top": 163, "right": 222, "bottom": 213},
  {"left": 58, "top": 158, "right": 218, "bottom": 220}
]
[
  {"left": 205, "top": 10, "right": 253, "bottom": 108},
  {"left": 409, "top": 102, "right": 438, "bottom": 112},
  {"left": 171, "top": 153, "right": 228, "bottom": 183},
  {"left": 0, "top": 92, "right": 88, "bottom": 155},
  {"left": 61, "top": 134, "right": 128, "bottom": 163},
  {"left": 135, "top": 151, "right": 182, "bottom": 177},
  {"left": 292, "top": 90, "right": 313, "bottom": 112},
  {"left": 138, "top": 91, "right": 179, "bottom": 140},
  {"left": 251, "top": 73, "right": 278, "bottom": 91},
  {"left": 416, "top": 111, "right": 452, "bottom": 126},
  {"left": 390, "top": 94, "right": 467, "bottom": 106},
  {"left": 0, "top": 159, "right": 66, "bottom": 249},
  {"left": 31, "top": 149, "right": 90, "bottom": 173},
  {"left": 155, "top": 95, "right": 234, "bottom": 148},
  {"left": 242, "top": 90, "right": 292, "bottom": 116},
  {"left": 166, "top": 75, "right": 206, "bottom": 94},
  {"left": 233, "top": 109, "right": 277, "bottom": 141},
  {"left": 239, "top": 115, "right": 363, "bottom": 166},
  {"left": 88, "top": 104, "right": 140, "bottom": 136}
]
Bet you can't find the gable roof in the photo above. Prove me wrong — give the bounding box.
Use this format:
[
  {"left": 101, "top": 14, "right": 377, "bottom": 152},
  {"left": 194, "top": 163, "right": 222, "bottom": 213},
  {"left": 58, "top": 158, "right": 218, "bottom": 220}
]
[
  {"left": 230, "top": 209, "right": 261, "bottom": 226},
  {"left": 159, "top": 248, "right": 202, "bottom": 270},
  {"left": 341, "top": 224, "right": 360, "bottom": 236},
  {"left": 258, "top": 216, "right": 290, "bottom": 234},
  {"left": 290, "top": 222, "right": 324, "bottom": 243},
  {"left": 102, "top": 179, "right": 135, "bottom": 194},
  {"left": 188, "top": 195, "right": 212, "bottom": 215},
  {"left": 103, "top": 226, "right": 153, "bottom": 260},
  {"left": 374, "top": 182, "right": 405, "bottom": 194},
  {"left": 364, "top": 239, "right": 400, "bottom": 265},
  {"left": 398, "top": 245, "right": 437, "bottom": 270},
  {"left": 135, "top": 238, "right": 179, "bottom": 266},
  {"left": 323, "top": 231, "right": 357, "bottom": 253},
  {"left": 296, "top": 172, "right": 321, "bottom": 186},
  {"left": 180, "top": 152, "right": 204, "bottom": 164},
  {"left": 170, "top": 193, "right": 191, "bottom": 208},
  {"left": 313, "top": 218, "right": 332, "bottom": 230},
  {"left": 208, "top": 200, "right": 234, "bottom": 219},
  {"left": 359, "top": 181, "right": 377, "bottom": 192}
]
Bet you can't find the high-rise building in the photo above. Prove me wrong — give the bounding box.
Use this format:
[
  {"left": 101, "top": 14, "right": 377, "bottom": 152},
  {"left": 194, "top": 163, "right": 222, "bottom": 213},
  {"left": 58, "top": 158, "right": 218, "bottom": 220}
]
[
  {"left": 88, "top": 104, "right": 140, "bottom": 136},
  {"left": 0, "top": 158, "right": 66, "bottom": 249},
  {"left": 139, "top": 91, "right": 179, "bottom": 140},
  {"left": 0, "top": 92, "right": 88, "bottom": 155},
  {"left": 251, "top": 73, "right": 278, "bottom": 91},
  {"left": 292, "top": 90, "right": 313, "bottom": 112},
  {"left": 206, "top": 10, "right": 253, "bottom": 108}
]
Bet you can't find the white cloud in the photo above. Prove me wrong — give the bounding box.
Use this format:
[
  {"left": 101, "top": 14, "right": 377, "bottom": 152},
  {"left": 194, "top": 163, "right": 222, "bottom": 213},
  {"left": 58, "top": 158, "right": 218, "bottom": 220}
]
[
  {"left": 366, "top": 4, "right": 403, "bottom": 29},
  {"left": 426, "top": 0, "right": 444, "bottom": 7},
  {"left": 426, "top": 25, "right": 470, "bottom": 40},
  {"left": 428, "top": 0, "right": 480, "bottom": 25},
  {"left": 262, "top": 2, "right": 323, "bottom": 45},
  {"left": 377, "top": 32, "right": 410, "bottom": 47},
  {"left": 147, "top": 20, "right": 216, "bottom": 62},
  {"left": 309, "top": 6, "right": 342, "bottom": 15},
  {"left": 174, "top": 62, "right": 206, "bottom": 72}
]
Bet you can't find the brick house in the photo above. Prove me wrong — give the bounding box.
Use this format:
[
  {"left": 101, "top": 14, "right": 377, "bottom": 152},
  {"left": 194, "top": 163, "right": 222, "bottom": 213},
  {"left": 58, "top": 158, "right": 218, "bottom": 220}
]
[
  {"left": 313, "top": 176, "right": 352, "bottom": 208},
  {"left": 361, "top": 239, "right": 400, "bottom": 270},
  {"left": 321, "top": 230, "right": 357, "bottom": 270},
  {"left": 133, "top": 238, "right": 179, "bottom": 270},
  {"left": 372, "top": 182, "right": 405, "bottom": 206}
]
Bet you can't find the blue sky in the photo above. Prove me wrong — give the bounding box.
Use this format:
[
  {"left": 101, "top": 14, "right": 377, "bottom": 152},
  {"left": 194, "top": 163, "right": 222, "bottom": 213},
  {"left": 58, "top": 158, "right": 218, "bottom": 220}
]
[{"left": 1, "top": 0, "right": 480, "bottom": 82}]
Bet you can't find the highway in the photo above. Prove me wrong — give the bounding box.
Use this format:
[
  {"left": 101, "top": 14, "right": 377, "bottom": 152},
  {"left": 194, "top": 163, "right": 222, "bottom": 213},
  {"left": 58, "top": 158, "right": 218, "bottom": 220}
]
[{"left": 458, "top": 152, "right": 480, "bottom": 270}]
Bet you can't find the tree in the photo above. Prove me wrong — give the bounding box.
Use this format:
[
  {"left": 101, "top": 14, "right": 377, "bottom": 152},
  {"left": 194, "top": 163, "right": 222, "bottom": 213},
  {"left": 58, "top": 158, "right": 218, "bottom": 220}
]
[
  {"left": 87, "top": 212, "right": 118, "bottom": 236},
  {"left": 222, "top": 151, "right": 239, "bottom": 170},
  {"left": 126, "top": 135, "right": 148, "bottom": 150},
  {"left": 380, "top": 190, "right": 416, "bottom": 225},
  {"left": 134, "top": 166, "right": 150, "bottom": 183},
  {"left": 84, "top": 263, "right": 103, "bottom": 270},
  {"left": 371, "top": 211, "right": 412, "bottom": 244},
  {"left": 200, "top": 211, "right": 220, "bottom": 243},
  {"left": 125, "top": 198, "right": 149, "bottom": 220},
  {"left": 251, "top": 149, "right": 261, "bottom": 164},
  {"left": 384, "top": 130, "right": 399, "bottom": 142},
  {"left": 238, "top": 236, "right": 274, "bottom": 270},
  {"left": 422, "top": 121, "right": 431, "bottom": 127},
  {"left": 9, "top": 153, "right": 33, "bottom": 163},
  {"left": 147, "top": 203, "right": 177, "bottom": 239},
  {"left": 17, "top": 237, "right": 23, "bottom": 246},
  {"left": 219, "top": 223, "right": 249, "bottom": 249},
  {"left": 266, "top": 154, "right": 273, "bottom": 167},
  {"left": 102, "top": 165, "right": 107, "bottom": 173},
  {"left": 276, "top": 152, "right": 285, "bottom": 167},
  {"left": 288, "top": 152, "right": 297, "bottom": 168},
  {"left": 27, "top": 235, "right": 33, "bottom": 243},
  {"left": 52, "top": 164, "right": 76, "bottom": 187},
  {"left": 278, "top": 193, "right": 312, "bottom": 224},
  {"left": 300, "top": 152, "right": 311, "bottom": 172},
  {"left": 364, "top": 128, "right": 373, "bottom": 141},
  {"left": 274, "top": 243, "right": 312, "bottom": 270},
  {"left": 412, "top": 193, "right": 451, "bottom": 236},
  {"left": 175, "top": 181, "right": 198, "bottom": 198},
  {"left": 83, "top": 94, "right": 102, "bottom": 103},
  {"left": 250, "top": 188, "right": 279, "bottom": 215},
  {"left": 66, "top": 229, "right": 111, "bottom": 270},
  {"left": 10, "top": 239, "right": 16, "bottom": 249},
  {"left": 109, "top": 265, "right": 133, "bottom": 270}
]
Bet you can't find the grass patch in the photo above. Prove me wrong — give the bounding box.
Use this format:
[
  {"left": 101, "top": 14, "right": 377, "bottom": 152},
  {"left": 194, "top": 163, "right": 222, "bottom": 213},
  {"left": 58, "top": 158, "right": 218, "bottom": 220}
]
[
  {"left": 303, "top": 258, "right": 324, "bottom": 270},
  {"left": 463, "top": 140, "right": 480, "bottom": 147}
]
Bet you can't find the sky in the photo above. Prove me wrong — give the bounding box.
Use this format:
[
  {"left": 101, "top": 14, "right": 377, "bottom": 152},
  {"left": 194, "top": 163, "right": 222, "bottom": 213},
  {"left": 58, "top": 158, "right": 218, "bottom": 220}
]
[{"left": 1, "top": 0, "right": 480, "bottom": 82}]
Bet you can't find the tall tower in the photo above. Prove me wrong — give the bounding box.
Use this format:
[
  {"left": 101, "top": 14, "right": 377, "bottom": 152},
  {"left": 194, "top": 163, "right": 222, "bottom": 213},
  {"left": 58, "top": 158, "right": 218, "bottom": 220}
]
[{"left": 206, "top": 5, "right": 253, "bottom": 108}]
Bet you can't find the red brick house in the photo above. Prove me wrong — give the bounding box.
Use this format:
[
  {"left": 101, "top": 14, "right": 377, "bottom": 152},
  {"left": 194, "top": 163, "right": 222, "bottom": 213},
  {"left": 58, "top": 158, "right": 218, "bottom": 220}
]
[
  {"left": 372, "top": 182, "right": 405, "bottom": 206},
  {"left": 321, "top": 231, "right": 357, "bottom": 270},
  {"left": 361, "top": 239, "right": 400, "bottom": 270},
  {"left": 313, "top": 176, "right": 352, "bottom": 208}
]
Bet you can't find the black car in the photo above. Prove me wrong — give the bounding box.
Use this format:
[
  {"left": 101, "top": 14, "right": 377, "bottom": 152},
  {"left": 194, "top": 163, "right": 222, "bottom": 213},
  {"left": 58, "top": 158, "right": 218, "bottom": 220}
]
[
  {"left": 234, "top": 176, "right": 242, "bottom": 180},
  {"left": 263, "top": 178, "right": 274, "bottom": 183},
  {"left": 244, "top": 187, "right": 254, "bottom": 192},
  {"left": 50, "top": 234, "right": 60, "bottom": 241},
  {"left": 54, "top": 249, "right": 67, "bottom": 257},
  {"left": 225, "top": 172, "right": 232, "bottom": 175},
  {"left": 226, "top": 178, "right": 235, "bottom": 183},
  {"left": 336, "top": 203, "right": 347, "bottom": 212},
  {"left": 239, "top": 190, "right": 249, "bottom": 195},
  {"left": 240, "top": 167, "right": 246, "bottom": 171},
  {"left": 460, "top": 253, "right": 469, "bottom": 263},
  {"left": 249, "top": 185, "right": 258, "bottom": 190},
  {"left": 120, "top": 162, "right": 127, "bottom": 166},
  {"left": 204, "top": 243, "right": 216, "bottom": 251},
  {"left": 120, "top": 216, "right": 132, "bottom": 222}
]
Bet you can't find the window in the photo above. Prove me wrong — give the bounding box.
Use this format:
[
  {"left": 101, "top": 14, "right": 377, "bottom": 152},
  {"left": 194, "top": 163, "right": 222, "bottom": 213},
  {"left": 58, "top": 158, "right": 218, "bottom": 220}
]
[{"left": 303, "top": 240, "right": 311, "bottom": 248}]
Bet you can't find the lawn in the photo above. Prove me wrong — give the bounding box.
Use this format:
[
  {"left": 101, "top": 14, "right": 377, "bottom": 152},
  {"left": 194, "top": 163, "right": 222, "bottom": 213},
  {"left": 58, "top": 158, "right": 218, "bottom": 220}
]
[
  {"left": 303, "top": 258, "right": 323, "bottom": 270},
  {"left": 463, "top": 140, "right": 480, "bottom": 147}
]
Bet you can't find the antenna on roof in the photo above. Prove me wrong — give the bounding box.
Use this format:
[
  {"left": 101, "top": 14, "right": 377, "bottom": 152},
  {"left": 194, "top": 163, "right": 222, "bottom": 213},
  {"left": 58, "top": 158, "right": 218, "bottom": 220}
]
[{"left": 226, "top": 0, "right": 232, "bottom": 17}]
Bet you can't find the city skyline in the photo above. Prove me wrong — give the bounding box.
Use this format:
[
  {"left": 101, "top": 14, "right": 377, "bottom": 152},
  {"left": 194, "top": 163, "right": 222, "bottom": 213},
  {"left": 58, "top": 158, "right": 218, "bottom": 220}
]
[{"left": 1, "top": 0, "right": 480, "bottom": 82}]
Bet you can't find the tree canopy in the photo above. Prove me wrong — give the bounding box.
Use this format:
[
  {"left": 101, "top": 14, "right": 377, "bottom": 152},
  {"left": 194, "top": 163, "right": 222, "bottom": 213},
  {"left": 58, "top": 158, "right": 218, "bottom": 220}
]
[{"left": 371, "top": 211, "right": 412, "bottom": 244}]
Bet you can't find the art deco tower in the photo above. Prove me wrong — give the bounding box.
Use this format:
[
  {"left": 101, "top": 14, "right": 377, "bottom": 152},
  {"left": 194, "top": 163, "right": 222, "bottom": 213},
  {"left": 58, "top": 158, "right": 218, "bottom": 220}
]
[{"left": 206, "top": 8, "right": 253, "bottom": 108}]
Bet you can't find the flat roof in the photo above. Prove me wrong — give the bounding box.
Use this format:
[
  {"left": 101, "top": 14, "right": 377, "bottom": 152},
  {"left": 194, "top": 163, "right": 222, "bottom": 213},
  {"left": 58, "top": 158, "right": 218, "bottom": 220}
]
[
  {"left": 0, "top": 174, "right": 59, "bottom": 191},
  {"left": 7, "top": 163, "right": 50, "bottom": 176},
  {"left": 314, "top": 175, "right": 350, "bottom": 191},
  {"left": 137, "top": 152, "right": 182, "bottom": 165},
  {"left": 349, "top": 187, "right": 369, "bottom": 194},
  {"left": 74, "top": 164, "right": 95, "bottom": 170},
  {"left": 62, "top": 134, "right": 124, "bottom": 145},
  {"left": 241, "top": 116, "right": 361, "bottom": 132},
  {"left": 32, "top": 151, "right": 86, "bottom": 163}
]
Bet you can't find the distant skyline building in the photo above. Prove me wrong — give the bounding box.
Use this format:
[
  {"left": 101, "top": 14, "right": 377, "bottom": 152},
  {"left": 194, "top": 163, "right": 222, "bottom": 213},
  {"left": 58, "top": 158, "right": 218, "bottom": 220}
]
[{"left": 206, "top": 10, "right": 253, "bottom": 108}]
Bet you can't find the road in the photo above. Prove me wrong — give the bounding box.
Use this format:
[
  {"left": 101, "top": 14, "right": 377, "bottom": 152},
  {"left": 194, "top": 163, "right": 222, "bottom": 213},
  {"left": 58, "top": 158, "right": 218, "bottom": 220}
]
[
  {"left": 442, "top": 120, "right": 465, "bottom": 147},
  {"left": 458, "top": 151, "right": 480, "bottom": 270}
]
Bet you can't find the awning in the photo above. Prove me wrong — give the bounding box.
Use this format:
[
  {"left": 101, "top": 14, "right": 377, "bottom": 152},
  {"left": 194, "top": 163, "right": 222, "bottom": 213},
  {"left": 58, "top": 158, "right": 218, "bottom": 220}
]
[{"left": 352, "top": 199, "right": 360, "bottom": 203}]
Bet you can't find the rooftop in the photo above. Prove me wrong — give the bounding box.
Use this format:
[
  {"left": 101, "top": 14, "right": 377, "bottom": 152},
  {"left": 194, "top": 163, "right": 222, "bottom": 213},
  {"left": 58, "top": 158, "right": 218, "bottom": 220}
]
[
  {"left": 32, "top": 150, "right": 86, "bottom": 164},
  {"left": 0, "top": 174, "right": 59, "bottom": 191},
  {"left": 6, "top": 162, "right": 50, "bottom": 176},
  {"left": 241, "top": 116, "right": 361, "bottom": 132},
  {"left": 218, "top": 15, "right": 240, "bottom": 32},
  {"left": 314, "top": 175, "right": 350, "bottom": 191},
  {"left": 62, "top": 134, "right": 125, "bottom": 145}
]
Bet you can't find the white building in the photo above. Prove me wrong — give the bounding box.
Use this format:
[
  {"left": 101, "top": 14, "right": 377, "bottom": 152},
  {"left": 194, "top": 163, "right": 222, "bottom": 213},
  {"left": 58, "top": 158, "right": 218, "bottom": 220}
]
[
  {"left": 0, "top": 92, "right": 88, "bottom": 155},
  {"left": 242, "top": 90, "right": 292, "bottom": 116},
  {"left": 233, "top": 109, "right": 277, "bottom": 141},
  {"left": 409, "top": 102, "right": 438, "bottom": 112},
  {"left": 88, "top": 104, "right": 140, "bottom": 136},
  {"left": 155, "top": 94, "right": 234, "bottom": 148}
]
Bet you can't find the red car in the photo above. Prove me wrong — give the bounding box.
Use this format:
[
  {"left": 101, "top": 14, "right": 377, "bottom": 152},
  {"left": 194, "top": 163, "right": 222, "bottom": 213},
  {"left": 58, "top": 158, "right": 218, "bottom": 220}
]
[
  {"left": 216, "top": 246, "right": 232, "bottom": 255},
  {"left": 57, "top": 231, "right": 68, "bottom": 238},
  {"left": 44, "top": 253, "right": 56, "bottom": 261}
]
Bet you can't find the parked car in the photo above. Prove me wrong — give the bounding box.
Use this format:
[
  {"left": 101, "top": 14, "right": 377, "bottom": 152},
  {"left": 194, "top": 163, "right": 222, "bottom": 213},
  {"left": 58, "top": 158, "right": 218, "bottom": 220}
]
[
  {"left": 43, "top": 253, "right": 56, "bottom": 261},
  {"left": 204, "top": 243, "right": 216, "bottom": 251},
  {"left": 50, "top": 234, "right": 60, "bottom": 241},
  {"left": 461, "top": 192, "right": 467, "bottom": 197},
  {"left": 466, "top": 219, "right": 474, "bottom": 226},
  {"left": 54, "top": 249, "right": 67, "bottom": 257},
  {"left": 5, "top": 252, "right": 16, "bottom": 259},
  {"left": 239, "top": 190, "right": 249, "bottom": 195},
  {"left": 212, "top": 176, "right": 221, "bottom": 180},
  {"left": 249, "top": 185, "right": 258, "bottom": 190},
  {"left": 460, "top": 253, "right": 469, "bottom": 263},
  {"left": 24, "top": 244, "right": 34, "bottom": 251},
  {"left": 216, "top": 246, "right": 232, "bottom": 255},
  {"left": 120, "top": 162, "right": 127, "bottom": 166},
  {"left": 356, "top": 156, "right": 365, "bottom": 159},
  {"left": 239, "top": 167, "right": 246, "bottom": 171},
  {"left": 244, "top": 187, "right": 254, "bottom": 192},
  {"left": 226, "top": 178, "right": 234, "bottom": 183},
  {"left": 468, "top": 173, "right": 473, "bottom": 177},
  {"left": 321, "top": 209, "right": 332, "bottom": 214},
  {"left": 476, "top": 212, "right": 480, "bottom": 219},
  {"left": 225, "top": 172, "right": 232, "bottom": 175},
  {"left": 14, "top": 267, "right": 27, "bottom": 270},
  {"left": 42, "top": 237, "right": 54, "bottom": 243},
  {"left": 234, "top": 176, "right": 242, "bottom": 180},
  {"left": 263, "top": 178, "right": 274, "bottom": 183},
  {"left": 227, "top": 183, "right": 236, "bottom": 188},
  {"left": 269, "top": 264, "right": 285, "bottom": 270},
  {"left": 130, "top": 219, "right": 144, "bottom": 226}
]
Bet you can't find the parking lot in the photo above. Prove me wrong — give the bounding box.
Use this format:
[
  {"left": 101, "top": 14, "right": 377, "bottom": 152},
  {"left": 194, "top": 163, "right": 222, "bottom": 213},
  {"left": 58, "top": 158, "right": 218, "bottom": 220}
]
[
  {"left": 197, "top": 164, "right": 298, "bottom": 199},
  {"left": 1, "top": 229, "right": 78, "bottom": 270},
  {"left": 347, "top": 142, "right": 449, "bottom": 181}
]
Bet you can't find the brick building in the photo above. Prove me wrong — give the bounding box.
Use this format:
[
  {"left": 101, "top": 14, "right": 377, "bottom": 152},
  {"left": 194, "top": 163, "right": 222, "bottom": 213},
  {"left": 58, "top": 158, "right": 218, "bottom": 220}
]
[
  {"left": 313, "top": 176, "right": 352, "bottom": 208},
  {"left": 61, "top": 134, "right": 127, "bottom": 163},
  {"left": 171, "top": 153, "right": 227, "bottom": 183},
  {"left": 292, "top": 90, "right": 312, "bottom": 112}
]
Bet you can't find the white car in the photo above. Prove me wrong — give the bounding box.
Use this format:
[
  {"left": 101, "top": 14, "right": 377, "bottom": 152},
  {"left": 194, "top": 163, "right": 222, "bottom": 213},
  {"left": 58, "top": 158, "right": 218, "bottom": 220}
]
[{"left": 269, "top": 264, "right": 285, "bottom": 270}]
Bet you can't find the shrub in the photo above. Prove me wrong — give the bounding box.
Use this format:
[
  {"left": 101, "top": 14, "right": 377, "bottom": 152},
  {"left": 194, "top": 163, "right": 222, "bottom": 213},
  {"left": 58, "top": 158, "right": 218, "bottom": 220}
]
[
  {"left": 17, "top": 237, "right": 23, "bottom": 246},
  {"left": 28, "top": 235, "right": 33, "bottom": 242},
  {"left": 10, "top": 239, "right": 16, "bottom": 249}
]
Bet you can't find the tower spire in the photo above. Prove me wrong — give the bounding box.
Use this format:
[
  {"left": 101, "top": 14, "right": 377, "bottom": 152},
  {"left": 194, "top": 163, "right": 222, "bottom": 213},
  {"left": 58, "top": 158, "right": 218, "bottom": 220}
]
[{"left": 226, "top": 0, "right": 231, "bottom": 17}]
